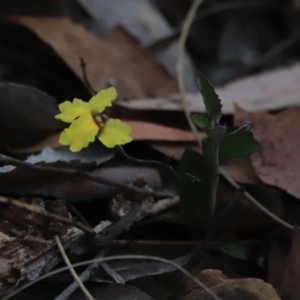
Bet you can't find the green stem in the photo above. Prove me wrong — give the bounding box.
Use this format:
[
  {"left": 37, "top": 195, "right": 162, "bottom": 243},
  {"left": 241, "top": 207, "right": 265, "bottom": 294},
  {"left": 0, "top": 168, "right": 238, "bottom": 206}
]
[{"left": 210, "top": 142, "right": 220, "bottom": 222}]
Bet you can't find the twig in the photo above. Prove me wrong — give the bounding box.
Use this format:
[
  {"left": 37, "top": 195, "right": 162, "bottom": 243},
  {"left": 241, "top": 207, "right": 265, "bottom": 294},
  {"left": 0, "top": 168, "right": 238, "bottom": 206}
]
[
  {"left": 3, "top": 255, "right": 221, "bottom": 300},
  {"left": 0, "top": 153, "right": 170, "bottom": 200},
  {"left": 219, "top": 168, "right": 294, "bottom": 230},
  {"left": 55, "top": 236, "right": 95, "bottom": 300},
  {"left": 118, "top": 145, "right": 174, "bottom": 171},
  {"left": 176, "top": 0, "right": 204, "bottom": 147},
  {"left": 55, "top": 213, "right": 125, "bottom": 300},
  {"left": 0, "top": 196, "right": 95, "bottom": 235},
  {"left": 79, "top": 57, "right": 97, "bottom": 95},
  {"left": 175, "top": 0, "right": 294, "bottom": 231}
]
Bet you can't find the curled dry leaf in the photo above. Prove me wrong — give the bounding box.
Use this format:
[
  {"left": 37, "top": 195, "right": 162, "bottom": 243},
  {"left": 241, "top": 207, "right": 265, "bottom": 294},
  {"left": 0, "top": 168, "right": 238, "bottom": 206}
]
[{"left": 235, "top": 105, "right": 300, "bottom": 200}]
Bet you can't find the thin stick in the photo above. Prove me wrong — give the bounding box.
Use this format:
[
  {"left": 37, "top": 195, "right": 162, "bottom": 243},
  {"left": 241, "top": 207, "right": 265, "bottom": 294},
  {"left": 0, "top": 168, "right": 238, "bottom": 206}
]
[
  {"left": 0, "top": 196, "right": 95, "bottom": 235},
  {"left": 176, "top": 0, "right": 204, "bottom": 147},
  {"left": 0, "top": 153, "right": 170, "bottom": 200},
  {"left": 3, "top": 255, "right": 221, "bottom": 300},
  {"left": 55, "top": 236, "right": 95, "bottom": 300},
  {"left": 219, "top": 168, "right": 294, "bottom": 230},
  {"left": 175, "top": 0, "right": 294, "bottom": 231},
  {"left": 79, "top": 57, "right": 97, "bottom": 95}
]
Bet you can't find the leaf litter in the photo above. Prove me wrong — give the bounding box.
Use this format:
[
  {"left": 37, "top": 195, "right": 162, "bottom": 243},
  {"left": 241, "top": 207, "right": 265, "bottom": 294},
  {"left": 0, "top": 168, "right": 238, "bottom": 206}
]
[{"left": 2, "top": 1, "right": 300, "bottom": 300}]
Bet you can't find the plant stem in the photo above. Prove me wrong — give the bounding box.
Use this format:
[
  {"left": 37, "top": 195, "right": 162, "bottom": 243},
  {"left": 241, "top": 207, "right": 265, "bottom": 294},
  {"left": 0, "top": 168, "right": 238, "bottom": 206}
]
[{"left": 210, "top": 142, "right": 220, "bottom": 222}]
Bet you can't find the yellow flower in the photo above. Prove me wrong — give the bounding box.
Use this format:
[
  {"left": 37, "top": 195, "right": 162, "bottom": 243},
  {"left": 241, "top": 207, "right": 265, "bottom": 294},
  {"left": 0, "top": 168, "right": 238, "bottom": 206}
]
[{"left": 55, "top": 87, "right": 132, "bottom": 152}]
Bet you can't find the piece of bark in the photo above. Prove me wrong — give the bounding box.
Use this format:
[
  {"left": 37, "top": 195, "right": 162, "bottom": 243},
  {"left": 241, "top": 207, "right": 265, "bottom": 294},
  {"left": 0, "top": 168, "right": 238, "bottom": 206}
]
[{"left": 0, "top": 199, "right": 77, "bottom": 285}]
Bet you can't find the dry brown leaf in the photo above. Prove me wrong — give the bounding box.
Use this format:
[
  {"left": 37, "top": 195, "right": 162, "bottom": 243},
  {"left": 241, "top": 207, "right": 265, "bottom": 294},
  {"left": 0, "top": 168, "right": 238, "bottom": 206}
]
[
  {"left": 10, "top": 121, "right": 201, "bottom": 154},
  {"left": 284, "top": 227, "right": 300, "bottom": 299},
  {"left": 184, "top": 269, "right": 280, "bottom": 300},
  {"left": 235, "top": 105, "right": 300, "bottom": 199},
  {"left": 9, "top": 16, "right": 177, "bottom": 99},
  {"left": 127, "top": 120, "right": 202, "bottom": 141},
  {"left": 117, "top": 63, "right": 300, "bottom": 113}
]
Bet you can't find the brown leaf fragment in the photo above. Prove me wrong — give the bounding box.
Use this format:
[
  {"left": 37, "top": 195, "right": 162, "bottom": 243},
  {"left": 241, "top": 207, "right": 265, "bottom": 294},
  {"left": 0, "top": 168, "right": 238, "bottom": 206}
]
[
  {"left": 9, "top": 16, "right": 177, "bottom": 99},
  {"left": 118, "top": 63, "right": 300, "bottom": 113},
  {"left": 183, "top": 269, "right": 280, "bottom": 300},
  {"left": 0, "top": 198, "right": 78, "bottom": 285},
  {"left": 235, "top": 105, "right": 300, "bottom": 199},
  {"left": 126, "top": 121, "right": 204, "bottom": 141},
  {"left": 284, "top": 226, "right": 300, "bottom": 299}
]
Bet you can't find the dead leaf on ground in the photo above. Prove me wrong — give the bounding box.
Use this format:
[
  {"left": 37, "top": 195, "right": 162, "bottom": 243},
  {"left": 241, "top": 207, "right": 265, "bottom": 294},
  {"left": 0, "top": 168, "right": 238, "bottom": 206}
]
[
  {"left": 0, "top": 164, "right": 161, "bottom": 202},
  {"left": 9, "top": 16, "right": 177, "bottom": 99},
  {"left": 77, "top": 0, "right": 198, "bottom": 91},
  {"left": 235, "top": 105, "right": 300, "bottom": 200},
  {"left": 117, "top": 63, "right": 300, "bottom": 113},
  {"left": 284, "top": 227, "right": 300, "bottom": 299},
  {"left": 126, "top": 121, "right": 203, "bottom": 141},
  {"left": 0, "top": 82, "right": 63, "bottom": 151},
  {"left": 69, "top": 283, "right": 154, "bottom": 300},
  {"left": 183, "top": 269, "right": 280, "bottom": 300},
  {"left": 11, "top": 121, "right": 202, "bottom": 154}
]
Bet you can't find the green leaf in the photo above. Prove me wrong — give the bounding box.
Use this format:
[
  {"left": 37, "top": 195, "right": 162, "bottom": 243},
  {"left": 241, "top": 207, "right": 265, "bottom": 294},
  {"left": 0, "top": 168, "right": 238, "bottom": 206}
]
[
  {"left": 177, "top": 149, "right": 212, "bottom": 225},
  {"left": 216, "top": 244, "right": 250, "bottom": 260},
  {"left": 190, "top": 114, "right": 210, "bottom": 129},
  {"left": 197, "top": 72, "right": 222, "bottom": 126},
  {"left": 202, "top": 138, "right": 214, "bottom": 171},
  {"left": 204, "top": 125, "right": 227, "bottom": 144},
  {"left": 219, "top": 132, "right": 262, "bottom": 165}
]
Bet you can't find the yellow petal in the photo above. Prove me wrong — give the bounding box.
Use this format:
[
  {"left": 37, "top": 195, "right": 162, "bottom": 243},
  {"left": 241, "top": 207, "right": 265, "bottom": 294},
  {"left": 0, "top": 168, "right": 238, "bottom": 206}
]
[
  {"left": 89, "top": 87, "right": 117, "bottom": 113},
  {"left": 98, "top": 118, "right": 132, "bottom": 148},
  {"left": 55, "top": 99, "right": 91, "bottom": 123},
  {"left": 59, "top": 114, "right": 99, "bottom": 152}
]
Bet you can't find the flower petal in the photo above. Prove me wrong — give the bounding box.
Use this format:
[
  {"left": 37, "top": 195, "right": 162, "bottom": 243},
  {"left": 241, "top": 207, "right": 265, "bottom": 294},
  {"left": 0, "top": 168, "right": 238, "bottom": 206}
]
[
  {"left": 98, "top": 118, "right": 132, "bottom": 148},
  {"left": 89, "top": 87, "right": 117, "bottom": 113},
  {"left": 55, "top": 98, "right": 91, "bottom": 123},
  {"left": 59, "top": 114, "right": 99, "bottom": 152}
]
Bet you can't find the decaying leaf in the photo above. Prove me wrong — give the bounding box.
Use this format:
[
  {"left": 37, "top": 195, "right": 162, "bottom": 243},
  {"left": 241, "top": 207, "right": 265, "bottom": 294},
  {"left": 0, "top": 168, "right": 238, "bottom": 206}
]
[
  {"left": 117, "top": 63, "right": 300, "bottom": 113},
  {"left": 284, "top": 227, "right": 300, "bottom": 300},
  {"left": 0, "top": 83, "right": 63, "bottom": 150},
  {"left": 9, "top": 16, "right": 177, "bottom": 99},
  {"left": 69, "top": 283, "right": 154, "bottom": 300},
  {"left": 235, "top": 105, "right": 300, "bottom": 200},
  {"left": 126, "top": 120, "right": 205, "bottom": 142},
  {"left": 184, "top": 269, "right": 280, "bottom": 300},
  {"left": 0, "top": 164, "right": 161, "bottom": 202}
]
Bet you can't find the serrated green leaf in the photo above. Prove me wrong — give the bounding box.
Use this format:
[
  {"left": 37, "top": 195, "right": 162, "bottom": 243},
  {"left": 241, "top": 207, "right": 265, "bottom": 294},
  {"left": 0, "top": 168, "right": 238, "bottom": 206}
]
[
  {"left": 177, "top": 149, "right": 212, "bottom": 225},
  {"left": 190, "top": 114, "right": 210, "bottom": 129},
  {"left": 219, "top": 132, "right": 262, "bottom": 164},
  {"left": 197, "top": 72, "right": 222, "bottom": 126}
]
